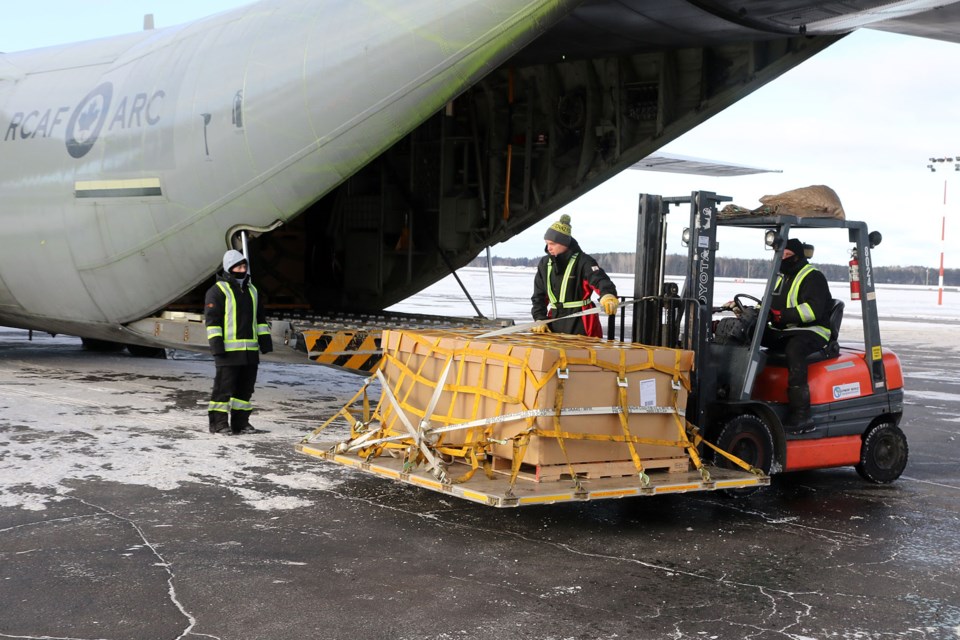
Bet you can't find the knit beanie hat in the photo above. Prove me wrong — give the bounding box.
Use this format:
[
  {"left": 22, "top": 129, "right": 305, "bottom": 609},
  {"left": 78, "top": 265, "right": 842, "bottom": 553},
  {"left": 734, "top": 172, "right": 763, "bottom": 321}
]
[
  {"left": 544, "top": 214, "right": 572, "bottom": 246},
  {"left": 784, "top": 238, "right": 804, "bottom": 256}
]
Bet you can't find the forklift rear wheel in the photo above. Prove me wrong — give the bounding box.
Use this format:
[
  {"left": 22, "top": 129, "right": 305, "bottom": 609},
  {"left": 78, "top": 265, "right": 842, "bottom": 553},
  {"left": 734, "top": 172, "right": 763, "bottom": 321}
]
[
  {"left": 715, "top": 414, "right": 774, "bottom": 495},
  {"left": 855, "top": 422, "right": 908, "bottom": 484}
]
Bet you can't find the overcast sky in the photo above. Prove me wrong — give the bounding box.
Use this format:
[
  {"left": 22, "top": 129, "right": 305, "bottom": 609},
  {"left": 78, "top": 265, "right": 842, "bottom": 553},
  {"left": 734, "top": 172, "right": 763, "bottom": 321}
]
[{"left": 3, "top": 1, "right": 960, "bottom": 268}]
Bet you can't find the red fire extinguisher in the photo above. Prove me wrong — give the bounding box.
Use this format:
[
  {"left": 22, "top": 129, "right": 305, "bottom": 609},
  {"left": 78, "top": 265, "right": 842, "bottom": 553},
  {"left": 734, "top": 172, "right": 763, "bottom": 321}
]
[{"left": 849, "top": 248, "right": 860, "bottom": 301}]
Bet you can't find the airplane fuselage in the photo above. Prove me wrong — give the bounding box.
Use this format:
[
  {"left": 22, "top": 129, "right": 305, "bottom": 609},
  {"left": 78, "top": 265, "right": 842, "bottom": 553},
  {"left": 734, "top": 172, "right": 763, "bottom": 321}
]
[{"left": 0, "top": 0, "right": 577, "bottom": 342}]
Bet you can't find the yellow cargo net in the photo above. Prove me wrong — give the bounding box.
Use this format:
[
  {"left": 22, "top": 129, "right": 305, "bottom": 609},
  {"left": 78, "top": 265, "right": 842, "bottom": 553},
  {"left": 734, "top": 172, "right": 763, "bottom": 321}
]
[{"left": 302, "top": 329, "right": 757, "bottom": 493}]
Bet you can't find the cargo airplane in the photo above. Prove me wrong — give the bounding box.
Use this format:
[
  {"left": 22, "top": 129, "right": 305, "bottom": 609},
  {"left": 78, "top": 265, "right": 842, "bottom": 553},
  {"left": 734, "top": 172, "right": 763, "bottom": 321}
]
[{"left": 1, "top": 0, "right": 958, "bottom": 361}]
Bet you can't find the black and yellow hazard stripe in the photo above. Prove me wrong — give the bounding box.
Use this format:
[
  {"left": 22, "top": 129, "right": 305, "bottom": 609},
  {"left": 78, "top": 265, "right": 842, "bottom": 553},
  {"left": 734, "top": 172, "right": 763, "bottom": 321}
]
[{"left": 300, "top": 329, "right": 382, "bottom": 373}]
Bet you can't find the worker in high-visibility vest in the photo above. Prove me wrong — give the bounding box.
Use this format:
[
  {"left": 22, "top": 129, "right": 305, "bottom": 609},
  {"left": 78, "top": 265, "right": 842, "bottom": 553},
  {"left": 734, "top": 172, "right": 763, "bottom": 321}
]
[
  {"left": 762, "top": 238, "right": 832, "bottom": 434},
  {"left": 530, "top": 214, "right": 619, "bottom": 337},
  {"left": 204, "top": 250, "right": 273, "bottom": 435}
]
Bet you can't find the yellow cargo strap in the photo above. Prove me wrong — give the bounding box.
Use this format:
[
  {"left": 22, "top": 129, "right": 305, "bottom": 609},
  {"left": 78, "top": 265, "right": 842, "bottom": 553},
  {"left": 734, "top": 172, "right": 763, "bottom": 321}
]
[
  {"left": 303, "top": 329, "right": 765, "bottom": 496},
  {"left": 685, "top": 425, "right": 765, "bottom": 477},
  {"left": 551, "top": 354, "right": 586, "bottom": 492}
]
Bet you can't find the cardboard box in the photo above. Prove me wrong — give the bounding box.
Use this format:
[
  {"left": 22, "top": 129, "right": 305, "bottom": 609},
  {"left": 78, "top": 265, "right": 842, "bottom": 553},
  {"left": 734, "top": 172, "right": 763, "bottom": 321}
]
[{"left": 378, "top": 329, "right": 693, "bottom": 467}]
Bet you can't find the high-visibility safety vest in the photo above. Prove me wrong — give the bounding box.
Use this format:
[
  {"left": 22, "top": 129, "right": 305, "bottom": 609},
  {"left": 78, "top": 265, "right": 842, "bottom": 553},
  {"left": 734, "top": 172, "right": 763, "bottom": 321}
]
[
  {"left": 775, "top": 264, "right": 831, "bottom": 341},
  {"left": 205, "top": 281, "right": 269, "bottom": 351},
  {"left": 546, "top": 253, "right": 590, "bottom": 310}
]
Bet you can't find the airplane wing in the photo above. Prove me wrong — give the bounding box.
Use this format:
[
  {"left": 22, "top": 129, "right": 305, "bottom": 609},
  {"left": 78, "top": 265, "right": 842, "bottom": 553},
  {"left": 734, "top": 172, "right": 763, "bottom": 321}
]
[
  {"left": 629, "top": 152, "right": 781, "bottom": 177},
  {"left": 516, "top": 1, "right": 960, "bottom": 64},
  {"left": 867, "top": 3, "right": 960, "bottom": 43}
]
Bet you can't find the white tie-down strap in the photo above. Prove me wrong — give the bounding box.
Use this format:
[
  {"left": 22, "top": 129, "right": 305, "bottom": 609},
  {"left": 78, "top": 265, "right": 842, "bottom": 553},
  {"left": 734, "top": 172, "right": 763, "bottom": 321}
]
[
  {"left": 374, "top": 361, "right": 452, "bottom": 482},
  {"left": 475, "top": 306, "right": 602, "bottom": 339}
]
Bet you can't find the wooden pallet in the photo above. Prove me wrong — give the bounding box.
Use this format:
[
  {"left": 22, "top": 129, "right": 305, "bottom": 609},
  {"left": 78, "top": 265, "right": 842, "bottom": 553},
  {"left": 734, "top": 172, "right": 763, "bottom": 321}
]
[{"left": 490, "top": 455, "right": 690, "bottom": 483}]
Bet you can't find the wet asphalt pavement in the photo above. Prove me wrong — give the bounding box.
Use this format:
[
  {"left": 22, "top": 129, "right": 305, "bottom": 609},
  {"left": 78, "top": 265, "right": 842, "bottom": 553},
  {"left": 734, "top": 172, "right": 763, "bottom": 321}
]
[{"left": 0, "top": 327, "right": 958, "bottom": 640}]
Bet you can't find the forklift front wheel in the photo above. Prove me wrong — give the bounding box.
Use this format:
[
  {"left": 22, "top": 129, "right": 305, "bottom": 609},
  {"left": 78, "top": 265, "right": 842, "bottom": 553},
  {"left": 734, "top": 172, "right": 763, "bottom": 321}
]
[
  {"left": 715, "top": 414, "right": 775, "bottom": 494},
  {"left": 855, "top": 421, "right": 908, "bottom": 484}
]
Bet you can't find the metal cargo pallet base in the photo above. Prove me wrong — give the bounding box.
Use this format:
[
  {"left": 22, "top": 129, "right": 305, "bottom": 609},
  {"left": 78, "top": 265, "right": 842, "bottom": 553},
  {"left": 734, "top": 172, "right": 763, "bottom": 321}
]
[{"left": 296, "top": 441, "right": 769, "bottom": 508}]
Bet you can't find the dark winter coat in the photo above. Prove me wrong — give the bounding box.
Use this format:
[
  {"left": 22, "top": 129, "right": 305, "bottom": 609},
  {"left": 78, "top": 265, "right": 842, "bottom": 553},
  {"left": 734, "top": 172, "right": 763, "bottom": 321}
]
[
  {"left": 531, "top": 239, "right": 617, "bottom": 337},
  {"left": 204, "top": 272, "right": 273, "bottom": 366},
  {"left": 768, "top": 255, "right": 832, "bottom": 342}
]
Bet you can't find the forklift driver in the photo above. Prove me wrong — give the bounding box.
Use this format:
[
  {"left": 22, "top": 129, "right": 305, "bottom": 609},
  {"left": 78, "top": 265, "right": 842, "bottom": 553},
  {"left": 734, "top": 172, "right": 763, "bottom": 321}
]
[
  {"left": 761, "top": 238, "right": 833, "bottom": 434},
  {"left": 531, "top": 214, "right": 619, "bottom": 336}
]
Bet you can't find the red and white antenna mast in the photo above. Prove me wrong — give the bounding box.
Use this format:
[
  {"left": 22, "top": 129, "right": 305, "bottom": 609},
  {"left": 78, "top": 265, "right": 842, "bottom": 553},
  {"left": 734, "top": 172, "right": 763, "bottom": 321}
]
[{"left": 926, "top": 157, "right": 953, "bottom": 306}]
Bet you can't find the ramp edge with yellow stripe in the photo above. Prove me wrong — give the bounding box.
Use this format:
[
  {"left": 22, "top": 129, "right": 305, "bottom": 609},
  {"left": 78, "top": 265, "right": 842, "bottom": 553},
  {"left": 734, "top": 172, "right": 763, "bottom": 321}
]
[{"left": 296, "top": 441, "right": 768, "bottom": 508}]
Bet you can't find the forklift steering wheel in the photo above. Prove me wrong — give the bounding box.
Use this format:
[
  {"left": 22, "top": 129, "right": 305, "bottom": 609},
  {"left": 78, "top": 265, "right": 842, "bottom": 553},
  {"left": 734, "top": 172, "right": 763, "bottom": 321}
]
[{"left": 733, "top": 293, "right": 761, "bottom": 314}]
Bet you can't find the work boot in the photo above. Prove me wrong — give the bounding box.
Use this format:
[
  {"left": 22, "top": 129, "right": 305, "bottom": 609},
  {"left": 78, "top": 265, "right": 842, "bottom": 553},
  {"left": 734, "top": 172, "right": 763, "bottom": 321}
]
[
  {"left": 784, "top": 386, "right": 815, "bottom": 434},
  {"left": 231, "top": 410, "right": 260, "bottom": 435},
  {"left": 208, "top": 411, "right": 231, "bottom": 435}
]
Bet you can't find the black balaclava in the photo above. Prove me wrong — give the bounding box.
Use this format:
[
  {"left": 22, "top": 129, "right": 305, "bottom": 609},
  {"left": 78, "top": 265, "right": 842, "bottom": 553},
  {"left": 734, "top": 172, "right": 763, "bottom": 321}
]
[{"left": 781, "top": 238, "right": 807, "bottom": 276}]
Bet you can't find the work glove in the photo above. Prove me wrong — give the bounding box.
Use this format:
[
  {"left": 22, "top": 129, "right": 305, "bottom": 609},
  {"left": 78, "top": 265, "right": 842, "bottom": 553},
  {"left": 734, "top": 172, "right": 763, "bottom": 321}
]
[
  {"left": 209, "top": 337, "right": 226, "bottom": 357},
  {"left": 258, "top": 334, "right": 273, "bottom": 354},
  {"left": 769, "top": 308, "right": 784, "bottom": 328},
  {"left": 599, "top": 294, "right": 619, "bottom": 316},
  {"left": 531, "top": 323, "right": 551, "bottom": 334}
]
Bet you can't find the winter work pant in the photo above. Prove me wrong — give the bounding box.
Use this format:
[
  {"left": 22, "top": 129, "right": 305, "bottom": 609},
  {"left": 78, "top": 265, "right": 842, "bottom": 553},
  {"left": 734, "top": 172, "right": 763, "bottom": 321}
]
[
  {"left": 208, "top": 362, "right": 259, "bottom": 433},
  {"left": 761, "top": 329, "right": 826, "bottom": 432},
  {"left": 761, "top": 330, "right": 826, "bottom": 388}
]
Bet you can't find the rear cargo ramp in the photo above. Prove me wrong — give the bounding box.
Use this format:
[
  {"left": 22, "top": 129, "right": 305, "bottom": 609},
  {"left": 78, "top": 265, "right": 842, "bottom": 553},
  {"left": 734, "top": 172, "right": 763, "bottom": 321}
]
[
  {"left": 297, "top": 329, "right": 768, "bottom": 506},
  {"left": 290, "top": 311, "right": 512, "bottom": 373}
]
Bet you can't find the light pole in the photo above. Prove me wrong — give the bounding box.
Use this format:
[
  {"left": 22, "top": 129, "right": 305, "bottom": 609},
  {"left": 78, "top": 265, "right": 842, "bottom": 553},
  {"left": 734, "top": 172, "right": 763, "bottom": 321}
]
[{"left": 926, "top": 156, "right": 955, "bottom": 305}]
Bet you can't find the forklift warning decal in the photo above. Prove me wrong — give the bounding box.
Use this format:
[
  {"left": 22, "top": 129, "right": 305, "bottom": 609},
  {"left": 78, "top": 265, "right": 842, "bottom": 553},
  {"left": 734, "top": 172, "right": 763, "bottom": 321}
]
[{"left": 833, "top": 382, "right": 861, "bottom": 400}]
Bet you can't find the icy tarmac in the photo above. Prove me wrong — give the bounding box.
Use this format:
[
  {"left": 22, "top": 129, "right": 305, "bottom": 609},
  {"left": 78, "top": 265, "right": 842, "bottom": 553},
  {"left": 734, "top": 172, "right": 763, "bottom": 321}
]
[{"left": 1, "top": 271, "right": 959, "bottom": 639}]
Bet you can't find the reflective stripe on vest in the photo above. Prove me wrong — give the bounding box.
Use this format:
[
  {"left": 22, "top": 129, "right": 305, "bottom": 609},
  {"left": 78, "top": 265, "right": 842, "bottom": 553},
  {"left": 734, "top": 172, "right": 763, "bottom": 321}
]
[
  {"left": 776, "top": 264, "right": 830, "bottom": 341},
  {"left": 546, "top": 253, "right": 589, "bottom": 310},
  {"left": 216, "top": 281, "right": 260, "bottom": 351}
]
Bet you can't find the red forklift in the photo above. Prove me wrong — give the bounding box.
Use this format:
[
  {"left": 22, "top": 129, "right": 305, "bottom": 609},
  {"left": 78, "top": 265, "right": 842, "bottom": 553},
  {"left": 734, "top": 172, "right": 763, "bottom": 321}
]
[{"left": 628, "top": 191, "right": 907, "bottom": 487}]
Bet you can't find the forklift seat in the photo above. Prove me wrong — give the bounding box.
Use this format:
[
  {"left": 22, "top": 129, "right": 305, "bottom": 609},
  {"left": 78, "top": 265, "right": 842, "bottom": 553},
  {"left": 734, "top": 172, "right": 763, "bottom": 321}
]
[
  {"left": 825, "top": 298, "right": 844, "bottom": 342},
  {"left": 817, "top": 298, "right": 844, "bottom": 360},
  {"left": 764, "top": 299, "right": 844, "bottom": 365}
]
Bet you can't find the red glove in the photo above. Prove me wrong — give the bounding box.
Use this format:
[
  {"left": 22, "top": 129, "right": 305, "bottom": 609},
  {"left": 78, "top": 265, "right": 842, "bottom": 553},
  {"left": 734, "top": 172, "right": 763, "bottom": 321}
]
[{"left": 769, "top": 308, "right": 783, "bottom": 327}]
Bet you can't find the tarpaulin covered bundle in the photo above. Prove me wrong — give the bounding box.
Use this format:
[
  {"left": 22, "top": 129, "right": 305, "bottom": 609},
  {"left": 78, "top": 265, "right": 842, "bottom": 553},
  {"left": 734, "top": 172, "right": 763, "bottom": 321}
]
[{"left": 720, "top": 185, "right": 846, "bottom": 220}]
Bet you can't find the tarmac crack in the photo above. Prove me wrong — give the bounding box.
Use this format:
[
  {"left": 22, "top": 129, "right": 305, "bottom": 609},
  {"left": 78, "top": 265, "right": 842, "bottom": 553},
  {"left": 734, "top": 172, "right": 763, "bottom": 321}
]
[
  {"left": 0, "top": 513, "right": 99, "bottom": 534},
  {"left": 67, "top": 497, "right": 220, "bottom": 640},
  {"left": 446, "top": 573, "right": 665, "bottom": 623},
  {"left": 318, "top": 489, "right": 825, "bottom": 634}
]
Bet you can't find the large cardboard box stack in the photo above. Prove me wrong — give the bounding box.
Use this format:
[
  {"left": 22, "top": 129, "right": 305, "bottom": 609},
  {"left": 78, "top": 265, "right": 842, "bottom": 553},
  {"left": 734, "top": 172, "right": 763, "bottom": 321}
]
[{"left": 378, "top": 329, "right": 694, "bottom": 470}]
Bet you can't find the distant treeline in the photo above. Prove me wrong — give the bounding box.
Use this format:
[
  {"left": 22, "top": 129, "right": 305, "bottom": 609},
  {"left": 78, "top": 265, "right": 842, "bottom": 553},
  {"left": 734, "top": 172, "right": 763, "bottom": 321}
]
[{"left": 468, "top": 252, "right": 959, "bottom": 286}]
